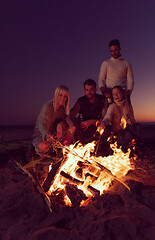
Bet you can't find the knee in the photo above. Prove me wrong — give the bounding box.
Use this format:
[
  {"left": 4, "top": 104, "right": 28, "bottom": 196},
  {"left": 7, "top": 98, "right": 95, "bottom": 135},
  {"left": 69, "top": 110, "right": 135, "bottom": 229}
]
[
  {"left": 56, "top": 122, "right": 64, "bottom": 138},
  {"left": 36, "top": 142, "right": 49, "bottom": 154}
]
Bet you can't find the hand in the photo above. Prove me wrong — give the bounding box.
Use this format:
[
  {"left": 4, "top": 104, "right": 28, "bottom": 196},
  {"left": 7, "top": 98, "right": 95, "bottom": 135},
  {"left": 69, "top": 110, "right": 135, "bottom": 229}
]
[
  {"left": 97, "top": 122, "right": 105, "bottom": 134},
  {"left": 126, "top": 90, "right": 131, "bottom": 103},
  {"left": 104, "top": 92, "right": 111, "bottom": 99},
  {"left": 45, "top": 132, "right": 53, "bottom": 142},
  {"left": 69, "top": 125, "right": 76, "bottom": 135},
  {"left": 126, "top": 119, "right": 132, "bottom": 126},
  {"left": 126, "top": 90, "right": 131, "bottom": 97},
  {"left": 80, "top": 120, "right": 93, "bottom": 131}
]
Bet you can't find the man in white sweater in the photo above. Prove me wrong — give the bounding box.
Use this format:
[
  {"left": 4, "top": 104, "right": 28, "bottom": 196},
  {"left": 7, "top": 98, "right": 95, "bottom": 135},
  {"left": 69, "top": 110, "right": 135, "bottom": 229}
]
[{"left": 98, "top": 39, "right": 134, "bottom": 102}]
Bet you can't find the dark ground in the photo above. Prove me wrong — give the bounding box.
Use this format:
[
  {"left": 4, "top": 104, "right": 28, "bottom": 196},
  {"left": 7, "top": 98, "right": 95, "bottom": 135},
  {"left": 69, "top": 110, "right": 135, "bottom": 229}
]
[{"left": 0, "top": 125, "right": 155, "bottom": 240}]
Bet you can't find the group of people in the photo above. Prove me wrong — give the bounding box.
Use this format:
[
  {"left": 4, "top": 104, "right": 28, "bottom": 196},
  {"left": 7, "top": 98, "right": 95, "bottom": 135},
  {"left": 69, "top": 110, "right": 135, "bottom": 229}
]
[{"left": 32, "top": 39, "right": 138, "bottom": 156}]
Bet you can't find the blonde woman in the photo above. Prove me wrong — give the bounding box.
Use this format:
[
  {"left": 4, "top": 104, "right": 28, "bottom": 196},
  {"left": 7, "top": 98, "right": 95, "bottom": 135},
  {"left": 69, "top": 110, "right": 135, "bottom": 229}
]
[{"left": 32, "top": 85, "right": 75, "bottom": 155}]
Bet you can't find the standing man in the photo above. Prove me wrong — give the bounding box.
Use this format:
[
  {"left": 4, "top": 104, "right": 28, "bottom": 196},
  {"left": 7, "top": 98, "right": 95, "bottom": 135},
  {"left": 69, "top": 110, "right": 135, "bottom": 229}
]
[
  {"left": 70, "top": 79, "right": 108, "bottom": 145},
  {"left": 98, "top": 39, "right": 134, "bottom": 102}
]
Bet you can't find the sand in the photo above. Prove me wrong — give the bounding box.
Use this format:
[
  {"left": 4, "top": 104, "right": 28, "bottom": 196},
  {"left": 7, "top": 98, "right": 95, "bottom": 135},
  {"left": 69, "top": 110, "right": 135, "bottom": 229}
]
[{"left": 0, "top": 129, "right": 155, "bottom": 240}]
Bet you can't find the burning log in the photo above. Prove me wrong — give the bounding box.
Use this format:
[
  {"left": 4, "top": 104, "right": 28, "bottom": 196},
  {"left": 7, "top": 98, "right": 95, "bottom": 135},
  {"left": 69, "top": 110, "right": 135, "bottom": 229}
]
[
  {"left": 77, "top": 161, "right": 100, "bottom": 176},
  {"left": 44, "top": 136, "right": 130, "bottom": 191},
  {"left": 85, "top": 172, "right": 98, "bottom": 182},
  {"left": 60, "top": 171, "right": 84, "bottom": 184},
  {"left": 75, "top": 168, "right": 83, "bottom": 178},
  {"left": 49, "top": 189, "right": 66, "bottom": 211},
  {"left": 88, "top": 165, "right": 99, "bottom": 174},
  {"left": 77, "top": 161, "right": 88, "bottom": 168},
  {"left": 65, "top": 184, "right": 87, "bottom": 206},
  {"left": 43, "top": 161, "right": 62, "bottom": 192},
  {"left": 31, "top": 138, "right": 132, "bottom": 208},
  {"left": 78, "top": 158, "right": 130, "bottom": 191},
  {"left": 87, "top": 185, "right": 100, "bottom": 196}
]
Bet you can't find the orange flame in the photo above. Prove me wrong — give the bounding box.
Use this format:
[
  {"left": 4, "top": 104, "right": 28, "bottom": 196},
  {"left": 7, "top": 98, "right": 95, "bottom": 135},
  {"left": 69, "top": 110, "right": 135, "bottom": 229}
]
[
  {"left": 97, "top": 126, "right": 104, "bottom": 135},
  {"left": 48, "top": 141, "right": 133, "bottom": 206},
  {"left": 120, "top": 117, "right": 127, "bottom": 129}
]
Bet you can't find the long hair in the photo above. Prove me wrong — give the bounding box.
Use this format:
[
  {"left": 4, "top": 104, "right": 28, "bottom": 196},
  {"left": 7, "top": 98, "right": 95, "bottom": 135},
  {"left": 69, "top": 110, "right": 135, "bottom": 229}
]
[
  {"left": 112, "top": 86, "right": 135, "bottom": 122},
  {"left": 52, "top": 85, "right": 70, "bottom": 115}
]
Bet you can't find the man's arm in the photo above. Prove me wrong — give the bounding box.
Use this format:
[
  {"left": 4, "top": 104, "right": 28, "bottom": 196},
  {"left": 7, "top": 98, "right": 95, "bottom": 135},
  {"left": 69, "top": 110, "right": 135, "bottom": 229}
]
[
  {"left": 80, "top": 119, "right": 98, "bottom": 131},
  {"left": 98, "top": 61, "right": 108, "bottom": 94},
  {"left": 126, "top": 61, "right": 134, "bottom": 95}
]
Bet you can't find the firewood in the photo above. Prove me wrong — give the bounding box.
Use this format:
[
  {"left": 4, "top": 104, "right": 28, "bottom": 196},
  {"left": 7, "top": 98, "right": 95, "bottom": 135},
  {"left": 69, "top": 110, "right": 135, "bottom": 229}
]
[
  {"left": 60, "top": 171, "right": 84, "bottom": 184},
  {"left": 49, "top": 189, "right": 66, "bottom": 211},
  {"left": 77, "top": 161, "right": 88, "bottom": 168},
  {"left": 75, "top": 187, "right": 88, "bottom": 200},
  {"left": 88, "top": 165, "right": 98, "bottom": 173},
  {"left": 85, "top": 172, "right": 98, "bottom": 182},
  {"left": 87, "top": 185, "right": 100, "bottom": 196},
  {"left": 65, "top": 184, "right": 84, "bottom": 206},
  {"left": 75, "top": 168, "right": 83, "bottom": 178},
  {"left": 43, "top": 161, "right": 62, "bottom": 192}
]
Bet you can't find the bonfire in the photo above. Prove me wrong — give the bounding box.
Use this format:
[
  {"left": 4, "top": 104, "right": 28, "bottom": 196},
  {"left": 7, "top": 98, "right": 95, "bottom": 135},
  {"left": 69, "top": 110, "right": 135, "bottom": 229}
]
[{"left": 23, "top": 133, "right": 136, "bottom": 211}]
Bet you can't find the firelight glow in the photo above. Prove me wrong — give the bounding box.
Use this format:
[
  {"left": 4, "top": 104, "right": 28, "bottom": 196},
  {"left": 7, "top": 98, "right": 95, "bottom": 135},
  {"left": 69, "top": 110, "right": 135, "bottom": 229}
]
[{"left": 48, "top": 141, "right": 133, "bottom": 206}]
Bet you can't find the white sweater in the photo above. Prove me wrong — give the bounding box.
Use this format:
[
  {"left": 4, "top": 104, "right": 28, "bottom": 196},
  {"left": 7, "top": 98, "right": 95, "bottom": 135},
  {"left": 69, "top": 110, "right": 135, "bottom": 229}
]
[
  {"left": 98, "top": 57, "right": 134, "bottom": 93},
  {"left": 102, "top": 99, "right": 135, "bottom": 133}
]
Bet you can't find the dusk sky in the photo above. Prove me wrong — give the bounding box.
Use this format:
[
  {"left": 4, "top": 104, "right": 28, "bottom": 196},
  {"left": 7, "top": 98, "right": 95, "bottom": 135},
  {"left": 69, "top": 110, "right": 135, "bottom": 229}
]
[{"left": 1, "top": 0, "right": 155, "bottom": 125}]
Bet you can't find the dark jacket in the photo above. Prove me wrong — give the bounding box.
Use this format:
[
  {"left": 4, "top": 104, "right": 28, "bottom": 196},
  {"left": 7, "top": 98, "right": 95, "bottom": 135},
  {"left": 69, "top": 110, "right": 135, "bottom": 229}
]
[{"left": 70, "top": 94, "right": 108, "bottom": 121}]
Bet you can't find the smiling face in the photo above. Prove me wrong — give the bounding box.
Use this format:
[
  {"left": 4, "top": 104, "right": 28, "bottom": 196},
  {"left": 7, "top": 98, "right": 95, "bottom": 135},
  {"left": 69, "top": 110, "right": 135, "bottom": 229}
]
[
  {"left": 57, "top": 90, "right": 68, "bottom": 107},
  {"left": 112, "top": 87, "right": 124, "bottom": 103},
  {"left": 109, "top": 45, "right": 121, "bottom": 59},
  {"left": 84, "top": 84, "right": 97, "bottom": 101}
]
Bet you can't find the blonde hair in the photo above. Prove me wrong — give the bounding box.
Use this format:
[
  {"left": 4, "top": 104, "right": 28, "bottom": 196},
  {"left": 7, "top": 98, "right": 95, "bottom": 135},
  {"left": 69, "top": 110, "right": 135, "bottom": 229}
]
[{"left": 52, "top": 85, "right": 70, "bottom": 115}]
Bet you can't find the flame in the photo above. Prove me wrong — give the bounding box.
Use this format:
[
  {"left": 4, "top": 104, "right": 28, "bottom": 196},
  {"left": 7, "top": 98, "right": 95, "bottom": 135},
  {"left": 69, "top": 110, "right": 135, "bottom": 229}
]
[
  {"left": 96, "top": 120, "right": 104, "bottom": 135},
  {"left": 120, "top": 117, "right": 127, "bottom": 129},
  {"left": 47, "top": 141, "right": 133, "bottom": 206},
  {"left": 97, "top": 126, "right": 104, "bottom": 135}
]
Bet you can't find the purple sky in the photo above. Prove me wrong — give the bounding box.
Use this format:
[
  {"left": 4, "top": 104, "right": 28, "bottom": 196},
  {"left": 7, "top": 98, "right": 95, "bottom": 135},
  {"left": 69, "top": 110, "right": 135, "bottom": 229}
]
[{"left": 1, "top": 0, "right": 155, "bottom": 125}]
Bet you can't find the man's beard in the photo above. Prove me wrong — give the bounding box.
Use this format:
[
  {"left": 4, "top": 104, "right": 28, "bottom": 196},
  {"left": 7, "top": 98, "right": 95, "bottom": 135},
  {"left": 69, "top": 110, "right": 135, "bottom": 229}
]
[
  {"left": 113, "top": 54, "right": 121, "bottom": 59},
  {"left": 87, "top": 94, "right": 95, "bottom": 100}
]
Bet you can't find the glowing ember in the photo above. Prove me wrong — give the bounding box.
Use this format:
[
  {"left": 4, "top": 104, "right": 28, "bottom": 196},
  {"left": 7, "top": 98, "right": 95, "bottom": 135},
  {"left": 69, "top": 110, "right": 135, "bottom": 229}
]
[{"left": 47, "top": 141, "right": 133, "bottom": 206}]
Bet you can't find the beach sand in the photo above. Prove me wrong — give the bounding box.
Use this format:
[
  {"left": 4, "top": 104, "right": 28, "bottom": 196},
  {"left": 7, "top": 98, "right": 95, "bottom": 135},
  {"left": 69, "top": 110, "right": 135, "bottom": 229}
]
[{"left": 0, "top": 125, "right": 155, "bottom": 240}]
